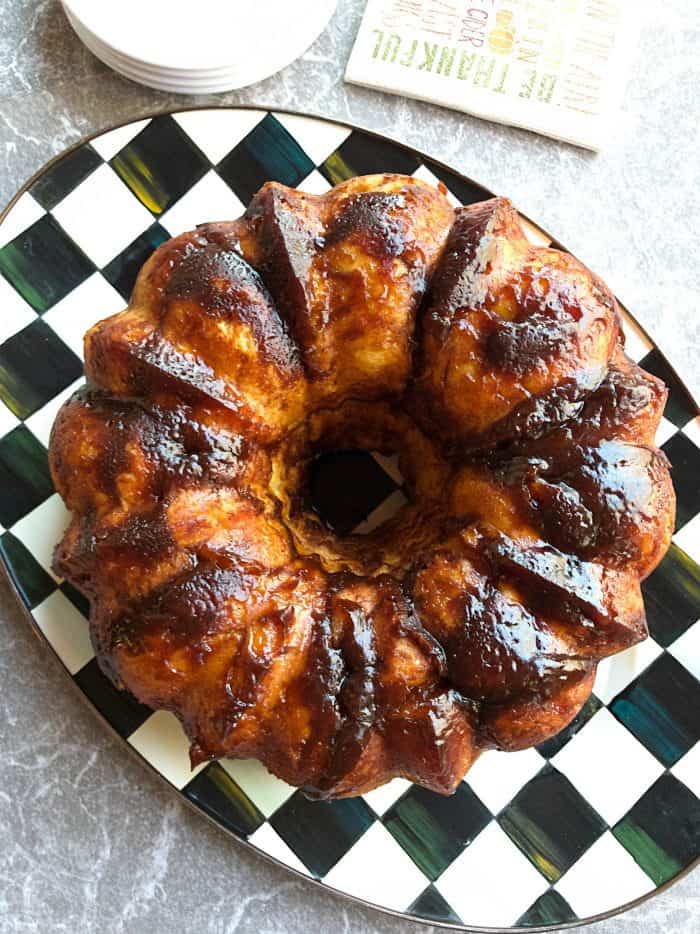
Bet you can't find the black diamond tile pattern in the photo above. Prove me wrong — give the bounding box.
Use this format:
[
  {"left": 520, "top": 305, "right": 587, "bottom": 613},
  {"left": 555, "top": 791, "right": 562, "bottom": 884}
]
[
  {"left": 270, "top": 791, "right": 374, "bottom": 877},
  {"left": 537, "top": 694, "right": 604, "bottom": 759},
  {"left": 0, "top": 111, "right": 697, "bottom": 934},
  {"left": 0, "top": 319, "right": 83, "bottom": 419},
  {"left": 408, "top": 885, "right": 462, "bottom": 924},
  {"left": 30, "top": 144, "right": 103, "bottom": 211},
  {"left": 217, "top": 113, "right": 315, "bottom": 205},
  {"left": 111, "top": 115, "right": 210, "bottom": 215},
  {"left": 642, "top": 544, "right": 700, "bottom": 648},
  {"left": 424, "top": 158, "right": 491, "bottom": 205},
  {"left": 102, "top": 222, "right": 170, "bottom": 301},
  {"left": 0, "top": 426, "right": 54, "bottom": 528},
  {"left": 613, "top": 773, "right": 700, "bottom": 886},
  {"left": 320, "top": 130, "right": 421, "bottom": 185},
  {"left": 185, "top": 763, "right": 266, "bottom": 838},
  {"left": 0, "top": 214, "right": 95, "bottom": 313},
  {"left": 661, "top": 432, "right": 700, "bottom": 531},
  {"left": 639, "top": 348, "right": 697, "bottom": 428},
  {"left": 610, "top": 653, "right": 700, "bottom": 767},
  {"left": 498, "top": 765, "right": 606, "bottom": 883},
  {"left": 74, "top": 658, "right": 153, "bottom": 739},
  {"left": 60, "top": 580, "right": 91, "bottom": 618},
  {"left": 0, "top": 531, "right": 55, "bottom": 609},
  {"left": 384, "top": 783, "right": 491, "bottom": 880},
  {"left": 517, "top": 889, "right": 577, "bottom": 927}
]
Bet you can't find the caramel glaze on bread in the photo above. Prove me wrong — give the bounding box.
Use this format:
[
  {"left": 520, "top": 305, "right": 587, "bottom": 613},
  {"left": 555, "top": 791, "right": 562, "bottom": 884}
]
[{"left": 49, "top": 174, "right": 675, "bottom": 799}]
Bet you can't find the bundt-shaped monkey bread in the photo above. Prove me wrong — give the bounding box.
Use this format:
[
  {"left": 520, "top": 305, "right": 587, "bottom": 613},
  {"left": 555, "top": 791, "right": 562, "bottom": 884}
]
[{"left": 49, "top": 174, "right": 675, "bottom": 799}]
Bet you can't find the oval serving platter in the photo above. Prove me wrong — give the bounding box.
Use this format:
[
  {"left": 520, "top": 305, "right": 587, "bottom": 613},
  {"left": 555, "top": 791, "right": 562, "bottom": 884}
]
[{"left": 0, "top": 108, "right": 698, "bottom": 933}]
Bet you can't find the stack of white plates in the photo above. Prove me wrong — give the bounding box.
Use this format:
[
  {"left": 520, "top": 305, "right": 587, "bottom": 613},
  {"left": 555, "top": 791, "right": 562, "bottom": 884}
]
[{"left": 61, "top": 0, "right": 338, "bottom": 94}]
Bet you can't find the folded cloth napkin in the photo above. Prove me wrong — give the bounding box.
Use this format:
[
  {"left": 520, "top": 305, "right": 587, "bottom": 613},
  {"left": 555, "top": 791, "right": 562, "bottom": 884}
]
[{"left": 345, "top": 0, "right": 641, "bottom": 151}]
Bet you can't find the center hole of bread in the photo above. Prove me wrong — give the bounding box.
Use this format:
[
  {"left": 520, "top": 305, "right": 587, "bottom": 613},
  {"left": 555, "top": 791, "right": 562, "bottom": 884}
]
[{"left": 308, "top": 449, "right": 407, "bottom": 537}]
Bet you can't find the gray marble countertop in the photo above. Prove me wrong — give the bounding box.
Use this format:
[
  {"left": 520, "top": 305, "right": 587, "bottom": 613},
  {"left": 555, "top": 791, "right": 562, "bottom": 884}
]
[{"left": 0, "top": 2, "right": 697, "bottom": 932}]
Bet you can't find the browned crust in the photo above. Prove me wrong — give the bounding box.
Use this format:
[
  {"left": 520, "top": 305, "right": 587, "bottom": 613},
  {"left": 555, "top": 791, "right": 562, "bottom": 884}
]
[{"left": 48, "top": 176, "right": 675, "bottom": 799}]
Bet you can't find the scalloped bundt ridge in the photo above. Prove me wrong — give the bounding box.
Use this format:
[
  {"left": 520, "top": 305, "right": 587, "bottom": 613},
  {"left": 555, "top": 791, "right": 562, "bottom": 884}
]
[{"left": 48, "top": 174, "right": 675, "bottom": 798}]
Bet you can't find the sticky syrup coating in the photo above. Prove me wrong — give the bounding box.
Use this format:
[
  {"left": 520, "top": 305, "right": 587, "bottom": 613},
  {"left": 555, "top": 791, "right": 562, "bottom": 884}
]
[{"left": 49, "top": 174, "right": 675, "bottom": 798}]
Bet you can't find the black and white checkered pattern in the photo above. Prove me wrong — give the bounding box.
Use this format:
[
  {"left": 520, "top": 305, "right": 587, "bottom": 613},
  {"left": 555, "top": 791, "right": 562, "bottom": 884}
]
[{"left": 0, "top": 108, "right": 698, "bottom": 931}]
